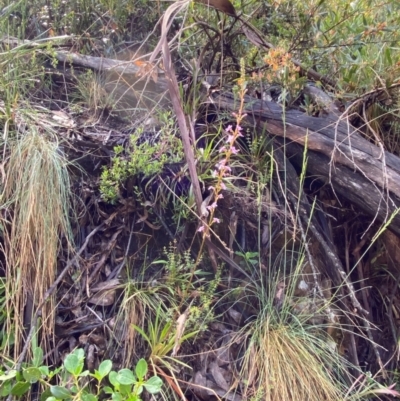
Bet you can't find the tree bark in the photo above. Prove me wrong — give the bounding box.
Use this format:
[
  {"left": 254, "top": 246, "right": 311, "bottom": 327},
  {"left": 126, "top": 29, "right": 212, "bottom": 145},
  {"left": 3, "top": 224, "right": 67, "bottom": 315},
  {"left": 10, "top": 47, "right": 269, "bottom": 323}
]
[{"left": 210, "top": 92, "right": 400, "bottom": 235}]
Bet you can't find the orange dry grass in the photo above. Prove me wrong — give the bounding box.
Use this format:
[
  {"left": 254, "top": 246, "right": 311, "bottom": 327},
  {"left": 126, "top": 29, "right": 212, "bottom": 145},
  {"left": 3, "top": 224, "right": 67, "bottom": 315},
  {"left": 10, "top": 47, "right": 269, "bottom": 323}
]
[
  {"left": 243, "top": 318, "right": 347, "bottom": 401},
  {"left": 3, "top": 130, "right": 72, "bottom": 357}
]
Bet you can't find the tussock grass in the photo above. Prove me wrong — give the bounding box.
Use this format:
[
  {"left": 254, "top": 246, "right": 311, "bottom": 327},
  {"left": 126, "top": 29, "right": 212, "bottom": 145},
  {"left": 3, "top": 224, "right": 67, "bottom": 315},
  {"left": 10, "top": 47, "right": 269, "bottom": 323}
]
[
  {"left": 73, "top": 70, "right": 115, "bottom": 117},
  {"left": 245, "top": 314, "right": 348, "bottom": 401},
  {"left": 2, "top": 128, "right": 72, "bottom": 357},
  {"left": 235, "top": 248, "right": 351, "bottom": 401}
]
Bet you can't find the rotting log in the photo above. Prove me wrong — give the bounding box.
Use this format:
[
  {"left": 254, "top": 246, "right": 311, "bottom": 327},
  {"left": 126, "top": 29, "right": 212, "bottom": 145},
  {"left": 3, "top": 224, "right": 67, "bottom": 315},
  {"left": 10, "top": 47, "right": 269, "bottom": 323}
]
[{"left": 210, "top": 92, "right": 400, "bottom": 236}]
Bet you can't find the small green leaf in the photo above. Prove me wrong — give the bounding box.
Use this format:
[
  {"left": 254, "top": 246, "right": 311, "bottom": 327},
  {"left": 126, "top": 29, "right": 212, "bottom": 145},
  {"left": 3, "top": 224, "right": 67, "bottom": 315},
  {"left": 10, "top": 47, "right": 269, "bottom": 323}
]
[
  {"left": 109, "top": 371, "right": 119, "bottom": 388},
  {"left": 32, "top": 347, "right": 44, "bottom": 367},
  {"left": 135, "top": 359, "right": 147, "bottom": 380},
  {"left": 79, "top": 370, "right": 90, "bottom": 377},
  {"left": 119, "top": 383, "right": 132, "bottom": 396},
  {"left": 144, "top": 376, "right": 163, "bottom": 394},
  {"left": 50, "top": 385, "right": 72, "bottom": 399},
  {"left": 39, "top": 366, "right": 50, "bottom": 377},
  {"left": 75, "top": 348, "right": 85, "bottom": 359},
  {"left": 103, "top": 386, "right": 114, "bottom": 394},
  {"left": 81, "top": 394, "right": 98, "bottom": 401},
  {"left": 91, "top": 372, "right": 102, "bottom": 381},
  {"left": 23, "top": 367, "right": 42, "bottom": 383},
  {"left": 0, "top": 370, "right": 17, "bottom": 381},
  {"left": 98, "top": 360, "right": 112, "bottom": 379},
  {"left": 64, "top": 353, "right": 84, "bottom": 376},
  {"left": 40, "top": 388, "right": 52, "bottom": 401},
  {"left": 45, "top": 397, "right": 57, "bottom": 401},
  {"left": 116, "top": 369, "right": 135, "bottom": 385},
  {"left": 135, "top": 384, "right": 143, "bottom": 395},
  {"left": 0, "top": 381, "right": 12, "bottom": 397},
  {"left": 11, "top": 381, "right": 30, "bottom": 396},
  {"left": 112, "top": 393, "right": 123, "bottom": 401}
]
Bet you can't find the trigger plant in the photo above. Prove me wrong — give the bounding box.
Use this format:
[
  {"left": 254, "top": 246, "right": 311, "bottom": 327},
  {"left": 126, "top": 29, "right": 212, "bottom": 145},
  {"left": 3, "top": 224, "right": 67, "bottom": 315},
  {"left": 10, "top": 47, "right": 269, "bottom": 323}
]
[{"left": 197, "top": 59, "right": 248, "bottom": 239}]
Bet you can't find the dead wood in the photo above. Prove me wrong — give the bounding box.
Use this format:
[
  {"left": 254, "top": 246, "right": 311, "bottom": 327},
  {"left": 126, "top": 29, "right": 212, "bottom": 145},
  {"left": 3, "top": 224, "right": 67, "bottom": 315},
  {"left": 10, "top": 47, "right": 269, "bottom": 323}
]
[{"left": 210, "top": 91, "right": 400, "bottom": 236}]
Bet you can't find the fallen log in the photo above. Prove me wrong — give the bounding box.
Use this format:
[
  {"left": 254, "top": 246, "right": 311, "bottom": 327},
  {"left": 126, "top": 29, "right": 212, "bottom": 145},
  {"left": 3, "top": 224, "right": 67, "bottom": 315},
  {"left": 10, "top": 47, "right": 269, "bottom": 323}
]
[{"left": 210, "top": 92, "right": 400, "bottom": 236}]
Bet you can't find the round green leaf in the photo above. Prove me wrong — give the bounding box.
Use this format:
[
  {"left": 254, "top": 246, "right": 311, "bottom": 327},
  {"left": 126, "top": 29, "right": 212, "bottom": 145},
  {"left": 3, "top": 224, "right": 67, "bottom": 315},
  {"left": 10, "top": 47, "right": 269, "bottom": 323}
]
[
  {"left": 64, "top": 353, "right": 84, "bottom": 376},
  {"left": 75, "top": 348, "right": 85, "bottom": 359},
  {"left": 50, "top": 385, "right": 72, "bottom": 399},
  {"left": 135, "top": 359, "right": 147, "bottom": 380},
  {"left": 39, "top": 366, "right": 50, "bottom": 377},
  {"left": 102, "top": 386, "right": 113, "bottom": 394},
  {"left": 98, "top": 360, "right": 112, "bottom": 379},
  {"left": 116, "top": 369, "right": 135, "bottom": 385},
  {"left": 144, "top": 376, "right": 163, "bottom": 394},
  {"left": 32, "top": 347, "right": 44, "bottom": 367},
  {"left": 23, "top": 367, "right": 42, "bottom": 383},
  {"left": 109, "top": 371, "right": 119, "bottom": 388}
]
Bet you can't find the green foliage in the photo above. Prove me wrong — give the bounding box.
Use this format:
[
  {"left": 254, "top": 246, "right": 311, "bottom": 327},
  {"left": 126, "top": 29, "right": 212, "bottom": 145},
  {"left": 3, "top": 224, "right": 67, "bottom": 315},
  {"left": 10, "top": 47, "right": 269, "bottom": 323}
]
[
  {"left": 133, "top": 305, "right": 198, "bottom": 371},
  {"left": 235, "top": 251, "right": 259, "bottom": 268},
  {"left": 129, "top": 244, "right": 222, "bottom": 369},
  {"left": 0, "top": 348, "right": 162, "bottom": 401},
  {"left": 0, "top": 0, "right": 162, "bottom": 42},
  {"left": 157, "top": 244, "right": 220, "bottom": 321},
  {"left": 0, "top": 48, "right": 45, "bottom": 119},
  {"left": 72, "top": 69, "right": 115, "bottom": 115},
  {"left": 100, "top": 114, "right": 184, "bottom": 203}
]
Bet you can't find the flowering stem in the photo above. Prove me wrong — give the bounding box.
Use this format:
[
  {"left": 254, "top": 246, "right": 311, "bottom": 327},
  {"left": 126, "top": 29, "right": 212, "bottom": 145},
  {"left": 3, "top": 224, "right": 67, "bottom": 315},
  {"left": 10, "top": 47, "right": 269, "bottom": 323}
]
[{"left": 197, "top": 63, "right": 248, "bottom": 257}]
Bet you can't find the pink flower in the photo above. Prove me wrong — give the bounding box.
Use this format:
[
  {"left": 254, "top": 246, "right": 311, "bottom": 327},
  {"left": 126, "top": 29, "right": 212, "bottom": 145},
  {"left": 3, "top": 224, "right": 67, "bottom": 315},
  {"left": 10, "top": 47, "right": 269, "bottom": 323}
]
[
  {"left": 207, "top": 202, "right": 218, "bottom": 211},
  {"left": 197, "top": 225, "right": 205, "bottom": 232},
  {"left": 219, "top": 146, "right": 227, "bottom": 153},
  {"left": 226, "top": 134, "right": 234, "bottom": 144},
  {"left": 211, "top": 170, "right": 218, "bottom": 178},
  {"left": 212, "top": 218, "right": 220, "bottom": 223},
  {"left": 230, "top": 146, "right": 239, "bottom": 154},
  {"left": 208, "top": 186, "right": 215, "bottom": 191},
  {"left": 226, "top": 125, "right": 233, "bottom": 133},
  {"left": 217, "top": 194, "right": 224, "bottom": 199},
  {"left": 216, "top": 160, "right": 227, "bottom": 170},
  {"left": 220, "top": 182, "right": 227, "bottom": 190}
]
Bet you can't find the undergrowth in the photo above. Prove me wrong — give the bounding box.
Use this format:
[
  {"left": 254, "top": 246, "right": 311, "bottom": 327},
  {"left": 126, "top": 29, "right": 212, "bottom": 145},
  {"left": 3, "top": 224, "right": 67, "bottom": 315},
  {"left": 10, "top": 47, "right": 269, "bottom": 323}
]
[{"left": 1, "top": 0, "right": 400, "bottom": 400}]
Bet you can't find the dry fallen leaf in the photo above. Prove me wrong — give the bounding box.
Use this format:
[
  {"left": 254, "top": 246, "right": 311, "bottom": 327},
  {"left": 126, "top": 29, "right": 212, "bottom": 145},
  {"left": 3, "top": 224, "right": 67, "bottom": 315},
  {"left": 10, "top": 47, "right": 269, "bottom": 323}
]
[
  {"left": 227, "top": 308, "right": 242, "bottom": 324},
  {"left": 134, "top": 60, "right": 158, "bottom": 83},
  {"left": 172, "top": 307, "right": 191, "bottom": 356},
  {"left": 191, "top": 371, "right": 210, "bottom": 399},
  {"left": 209, "top": 361, "right": 230, "bottom": 391},
  {"left": 88, "top": 289, "right": 115, "bottom": 306}
]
